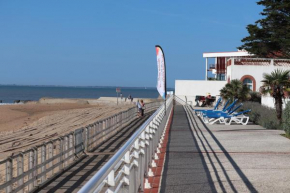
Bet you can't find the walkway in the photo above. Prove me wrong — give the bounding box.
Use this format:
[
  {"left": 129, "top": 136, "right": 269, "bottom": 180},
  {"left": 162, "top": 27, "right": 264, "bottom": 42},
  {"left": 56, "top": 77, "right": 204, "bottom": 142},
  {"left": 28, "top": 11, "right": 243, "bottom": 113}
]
[
  {"left": 34, "top": 112, "right": 153, "bottom": 193},
  {"left": 160, "top": 105, "right": 290, "bottom": 193}
]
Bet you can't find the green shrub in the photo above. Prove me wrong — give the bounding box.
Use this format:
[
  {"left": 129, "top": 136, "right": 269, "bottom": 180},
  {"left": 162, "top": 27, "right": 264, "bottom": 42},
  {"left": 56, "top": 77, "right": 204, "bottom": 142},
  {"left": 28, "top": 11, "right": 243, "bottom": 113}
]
[
  {"left": 283, "top": 101, "right": 290, "bottom": 137},
  {"left": 248, "top": 92, "right": 261, "bottom": 103},
  {"left": 242, "top": 101, "right": 281, "bottom": 130}
]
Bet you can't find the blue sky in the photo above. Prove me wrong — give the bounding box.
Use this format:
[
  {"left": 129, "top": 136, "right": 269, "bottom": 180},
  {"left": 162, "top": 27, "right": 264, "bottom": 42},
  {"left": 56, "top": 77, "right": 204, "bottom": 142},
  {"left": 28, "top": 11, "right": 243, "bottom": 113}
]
[{"left": 0, "top": 1, "right": 263, "bottom": 88}]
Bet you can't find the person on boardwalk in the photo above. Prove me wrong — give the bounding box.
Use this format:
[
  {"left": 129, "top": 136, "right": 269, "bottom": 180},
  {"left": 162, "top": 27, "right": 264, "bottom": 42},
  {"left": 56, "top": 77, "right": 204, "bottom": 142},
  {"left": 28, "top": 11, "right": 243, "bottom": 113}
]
[
  {"left": 136, "top": 100, "right": 142, "bottom": 117},
  {"left": 140, "top": 100, "right": 145, "bottom": 117}
]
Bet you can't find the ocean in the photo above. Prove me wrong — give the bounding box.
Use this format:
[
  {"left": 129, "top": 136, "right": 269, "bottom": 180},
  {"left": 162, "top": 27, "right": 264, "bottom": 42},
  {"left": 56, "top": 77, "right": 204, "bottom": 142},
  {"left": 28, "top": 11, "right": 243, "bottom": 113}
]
[{"left": 0, "top": 85, "right": 163, "bottom": 103}]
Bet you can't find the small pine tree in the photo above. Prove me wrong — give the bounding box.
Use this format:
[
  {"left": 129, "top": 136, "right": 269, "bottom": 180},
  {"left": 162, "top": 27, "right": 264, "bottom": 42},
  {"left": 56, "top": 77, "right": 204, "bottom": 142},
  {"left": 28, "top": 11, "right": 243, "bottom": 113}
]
[{"left": 238, "top": 0, "right": 290, "bottom": 58}]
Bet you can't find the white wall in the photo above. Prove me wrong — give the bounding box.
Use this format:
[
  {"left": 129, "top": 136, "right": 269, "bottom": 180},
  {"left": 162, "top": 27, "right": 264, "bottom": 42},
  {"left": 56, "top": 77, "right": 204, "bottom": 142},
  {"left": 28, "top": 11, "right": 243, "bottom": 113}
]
[
  {"left": 262, "top": 95, "right": 290, "bottom": 109},
  {"left": 262, "top": 95, "right": 276, "bottom": 108},
  {"left": 230, "top": 64, "right": 290, "bottom": 91},
  {"left": 175, "top": 80, "right": 227, "bottom": 104}
]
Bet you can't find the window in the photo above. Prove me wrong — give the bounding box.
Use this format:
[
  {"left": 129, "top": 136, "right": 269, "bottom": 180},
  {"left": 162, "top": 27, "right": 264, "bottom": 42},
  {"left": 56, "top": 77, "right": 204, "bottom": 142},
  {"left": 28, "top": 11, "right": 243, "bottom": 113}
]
[{"left": 243, "top": 78, "right": 253, "bottom": 90}]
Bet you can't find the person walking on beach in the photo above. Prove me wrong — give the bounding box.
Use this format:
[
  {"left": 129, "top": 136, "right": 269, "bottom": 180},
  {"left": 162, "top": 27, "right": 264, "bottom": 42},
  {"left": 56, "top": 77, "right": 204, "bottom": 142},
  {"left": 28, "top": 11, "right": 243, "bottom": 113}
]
[{"left": 128, "top": 94, "right": 133, "bottom": 102}]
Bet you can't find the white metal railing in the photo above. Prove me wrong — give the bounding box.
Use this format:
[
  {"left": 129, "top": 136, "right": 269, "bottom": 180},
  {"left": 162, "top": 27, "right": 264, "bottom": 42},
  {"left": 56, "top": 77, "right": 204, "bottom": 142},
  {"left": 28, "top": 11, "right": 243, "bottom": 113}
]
[
  {"left": 78, "top": 95, "right": 173, "bottom": 193},
  {"left": 174, "top": 95, "right": 191, "bottom": 106},
  {"left": 0, "top": 101, "right": 162, "bottom": 193}
]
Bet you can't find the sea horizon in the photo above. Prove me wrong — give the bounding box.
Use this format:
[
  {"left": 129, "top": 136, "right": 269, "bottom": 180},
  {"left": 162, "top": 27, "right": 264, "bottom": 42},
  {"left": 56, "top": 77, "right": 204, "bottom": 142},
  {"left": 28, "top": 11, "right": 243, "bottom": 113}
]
[
  {"left": 0, "top": 85, "right": 174, "bottom": 103},
  {"left": 0, "top": 84, "right": 174, "bottom": 90}
]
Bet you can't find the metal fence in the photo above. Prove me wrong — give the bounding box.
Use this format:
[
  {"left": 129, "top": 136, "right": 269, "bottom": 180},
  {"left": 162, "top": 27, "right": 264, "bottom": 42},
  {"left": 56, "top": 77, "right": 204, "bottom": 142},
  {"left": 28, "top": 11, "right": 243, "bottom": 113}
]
[
  {"left": 78, "top": 95, "right": 174, "bottom": 193},
  {"left": 0, "top": 101, "right": 162, "bottom": 193}
]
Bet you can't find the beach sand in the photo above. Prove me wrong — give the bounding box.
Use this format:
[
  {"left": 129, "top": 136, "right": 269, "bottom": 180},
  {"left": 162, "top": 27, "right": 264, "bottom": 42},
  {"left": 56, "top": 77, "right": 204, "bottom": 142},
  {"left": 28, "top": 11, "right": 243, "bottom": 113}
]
[{"left": 0, "top": 101, "right": 135, "bottom": 159}]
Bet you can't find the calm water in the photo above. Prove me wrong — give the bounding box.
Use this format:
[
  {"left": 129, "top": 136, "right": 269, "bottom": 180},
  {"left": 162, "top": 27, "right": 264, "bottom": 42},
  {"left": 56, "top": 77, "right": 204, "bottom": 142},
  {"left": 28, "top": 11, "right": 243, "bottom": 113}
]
[{"left": 0, "top": 86, "right": 161, "bottom": 103}]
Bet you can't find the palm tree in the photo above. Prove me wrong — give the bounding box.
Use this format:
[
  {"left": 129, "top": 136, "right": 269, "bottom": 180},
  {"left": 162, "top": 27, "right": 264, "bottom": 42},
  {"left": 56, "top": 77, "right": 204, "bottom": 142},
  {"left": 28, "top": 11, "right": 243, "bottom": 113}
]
[
  {"left": 261, "top": 69, "right": 290, "bottom": 124},
  {"left": 220, "top": 79, "right": 250, "bottom": 102}
]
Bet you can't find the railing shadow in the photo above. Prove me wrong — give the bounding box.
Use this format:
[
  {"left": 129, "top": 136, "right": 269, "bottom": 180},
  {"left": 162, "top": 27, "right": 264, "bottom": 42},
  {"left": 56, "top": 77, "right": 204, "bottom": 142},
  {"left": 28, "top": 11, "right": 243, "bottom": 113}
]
[{"left": 188, "top": 107, "right": 258, "bottom": 193}]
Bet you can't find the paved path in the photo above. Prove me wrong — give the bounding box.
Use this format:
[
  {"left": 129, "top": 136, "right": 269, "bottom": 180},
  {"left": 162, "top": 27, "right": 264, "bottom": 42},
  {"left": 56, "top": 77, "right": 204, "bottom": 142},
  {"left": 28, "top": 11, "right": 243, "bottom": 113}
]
[
  {"left": 160, "top": 105, "right": 290, "bottom": 193},
  {"left": 34, "top": 112, "right": 153, "bottom": 193}
]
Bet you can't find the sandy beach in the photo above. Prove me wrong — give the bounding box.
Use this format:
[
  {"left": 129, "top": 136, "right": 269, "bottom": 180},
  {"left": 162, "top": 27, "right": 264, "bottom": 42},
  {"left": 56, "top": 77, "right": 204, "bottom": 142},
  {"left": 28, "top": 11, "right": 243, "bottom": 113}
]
[{"left": 0, "top": 100, "right": 135, "bottom": 159}]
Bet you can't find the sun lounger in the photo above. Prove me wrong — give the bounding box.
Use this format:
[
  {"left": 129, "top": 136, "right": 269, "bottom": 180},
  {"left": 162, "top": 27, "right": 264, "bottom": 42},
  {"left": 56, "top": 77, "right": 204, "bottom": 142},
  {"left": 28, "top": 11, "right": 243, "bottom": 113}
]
[
  {"left": 195, "top": 99, "right": 237, "bottom": 116},
  {"left": 202, "top": 109, "right": 251, "bottom": 125},
  {"left": 224, "top": 109, "right": 251, "bottom": 125}
]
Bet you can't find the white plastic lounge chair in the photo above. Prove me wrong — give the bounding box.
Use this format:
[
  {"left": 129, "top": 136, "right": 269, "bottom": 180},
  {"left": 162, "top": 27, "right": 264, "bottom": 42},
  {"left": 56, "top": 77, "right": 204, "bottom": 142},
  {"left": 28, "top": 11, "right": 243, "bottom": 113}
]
[{"left": 202, "top": 109, "right": 251, "bottom": 125}]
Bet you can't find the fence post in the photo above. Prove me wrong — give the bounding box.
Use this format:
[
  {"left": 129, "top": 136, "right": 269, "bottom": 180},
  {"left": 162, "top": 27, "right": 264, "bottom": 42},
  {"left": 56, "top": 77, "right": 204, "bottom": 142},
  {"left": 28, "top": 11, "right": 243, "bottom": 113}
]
[
  {"left": 112, "top": 116, "right": 115, "bottom": 133},
  {"left": 41, "top": 144, "right": 46, "bottom": 183},
  {"left": 113, "top": 116, "right": 115, "bottom": 134},
  {"left": 48, "top": 142, "right": 53, "bottom": 177},
  {"left": 33, "top": 148, "right": 38, "bottom": 187},
  {"left": 102, "top": 120, "right": 106, "bottom": 143},
  {"left": 120, "top": 112, "right": 123, "bottom": 128},
  {"left": 95, "top": 123, "right": 98, "bottom": 147},
  {"left": 92, "top": 123, "right": 96, "bottom": 149},
  {"left": 59, "top": 138, "right": 63, "bottom": 171},
  {"left": 64, "top": 136, "right": 68, "bottom": 167},
  {"left": 85, "top": 127, "right": 89, "bottom": 152},
  {"left": 69, "top": 133, "right": 74, "bottom": 163},
  {"left": 95, "top": 122, "right": 99, "bottom": 146},
  {"left": 5, "top": 158, "right": 12, "bottom": 193},
  {"left": 28, "top": 150, "right": 34, "bottom": 191},
  {"left": 17, "top": 154, "right": 24, "bottom": 193},
  {"left": 107, "top": 119, "right": 110, "bottom": 139}
]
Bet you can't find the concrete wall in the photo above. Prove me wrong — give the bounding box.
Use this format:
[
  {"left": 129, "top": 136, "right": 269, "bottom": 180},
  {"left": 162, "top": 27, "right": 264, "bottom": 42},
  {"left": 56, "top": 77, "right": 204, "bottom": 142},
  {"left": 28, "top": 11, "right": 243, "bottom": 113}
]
[{"left": 175, "top": 80, "right": 226, "bottom": 104}]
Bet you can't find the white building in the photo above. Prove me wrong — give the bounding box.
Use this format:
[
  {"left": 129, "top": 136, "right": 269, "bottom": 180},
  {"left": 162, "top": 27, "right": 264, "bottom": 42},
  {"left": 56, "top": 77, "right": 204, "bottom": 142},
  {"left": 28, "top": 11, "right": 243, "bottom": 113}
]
[{"left": 175, "top": 50, "right": 290, "bottom": 108}]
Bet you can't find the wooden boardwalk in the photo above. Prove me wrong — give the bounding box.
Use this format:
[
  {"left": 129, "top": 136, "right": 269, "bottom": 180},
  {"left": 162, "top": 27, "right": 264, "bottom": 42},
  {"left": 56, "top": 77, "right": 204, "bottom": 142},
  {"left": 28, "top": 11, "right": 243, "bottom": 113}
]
[
  {"left": 160, "top": 105, "right": 216, "bottom": 193},
  {"left": 159, "top": 105, "right": 290, "bottom": 193},
  {"left": 34, "top": 112, "right": 153, "bottom": 193}
]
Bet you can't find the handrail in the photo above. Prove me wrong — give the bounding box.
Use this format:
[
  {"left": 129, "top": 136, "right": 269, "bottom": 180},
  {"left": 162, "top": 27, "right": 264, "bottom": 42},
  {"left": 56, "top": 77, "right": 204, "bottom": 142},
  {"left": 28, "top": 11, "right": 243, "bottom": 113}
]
[
  {"left": 79, "top": 95, "right": 173, "bottom": 193},
  {"left": 174, "top": 95, "right": 190, "bottom": 106}
]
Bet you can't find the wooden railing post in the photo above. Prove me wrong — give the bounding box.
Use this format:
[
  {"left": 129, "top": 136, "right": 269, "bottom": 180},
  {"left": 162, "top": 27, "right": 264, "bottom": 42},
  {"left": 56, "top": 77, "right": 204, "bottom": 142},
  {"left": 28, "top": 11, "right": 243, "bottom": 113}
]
[
  {"left": 28, "top": 150, "right": 34, "bottom": 191},
  {"left": 41, "top": 144, "right": 46, "bottom": 183},
  {"left": 59, "top": 138, "right": 63, "bottom": 171},
  {"left": 64, "top": 136, "right": 68, "bottom": 167},
  {"left": 85, "top": 127, "right": 89, "bottom": 152},
  {"left": 5, "top": 158, "right": 12, "bottom": 193},
  {"left": 69, "top": 134, "right": 74, "bottom": 163},
  {"left": 93, "top": 123, "right": 97, "bottom": 148},
  {"left": 33, "top": 148, "right": 38, "bottom": 187},
  {"left": 101, "top": 120, "right": 106, "bottom": 143},
  {"left": 17, "top": 154, "right": 24, "bottom": 193},
  {"left": 48, "top": 142, "right": 53, "bottom": 177}
]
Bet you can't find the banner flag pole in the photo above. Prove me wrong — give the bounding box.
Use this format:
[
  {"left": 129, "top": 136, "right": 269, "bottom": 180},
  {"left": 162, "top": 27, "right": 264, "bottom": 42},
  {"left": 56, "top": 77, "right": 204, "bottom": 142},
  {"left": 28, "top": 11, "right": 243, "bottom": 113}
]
[{"left": 155, "top": 45, "right": 167, "bottom": 114}]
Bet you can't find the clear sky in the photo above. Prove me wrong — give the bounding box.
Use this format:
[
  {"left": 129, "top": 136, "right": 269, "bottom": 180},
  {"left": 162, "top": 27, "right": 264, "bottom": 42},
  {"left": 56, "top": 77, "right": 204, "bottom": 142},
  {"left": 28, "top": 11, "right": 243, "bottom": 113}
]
[{"left": 0, "top": 1, "right": 263, "bottom": 88}]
